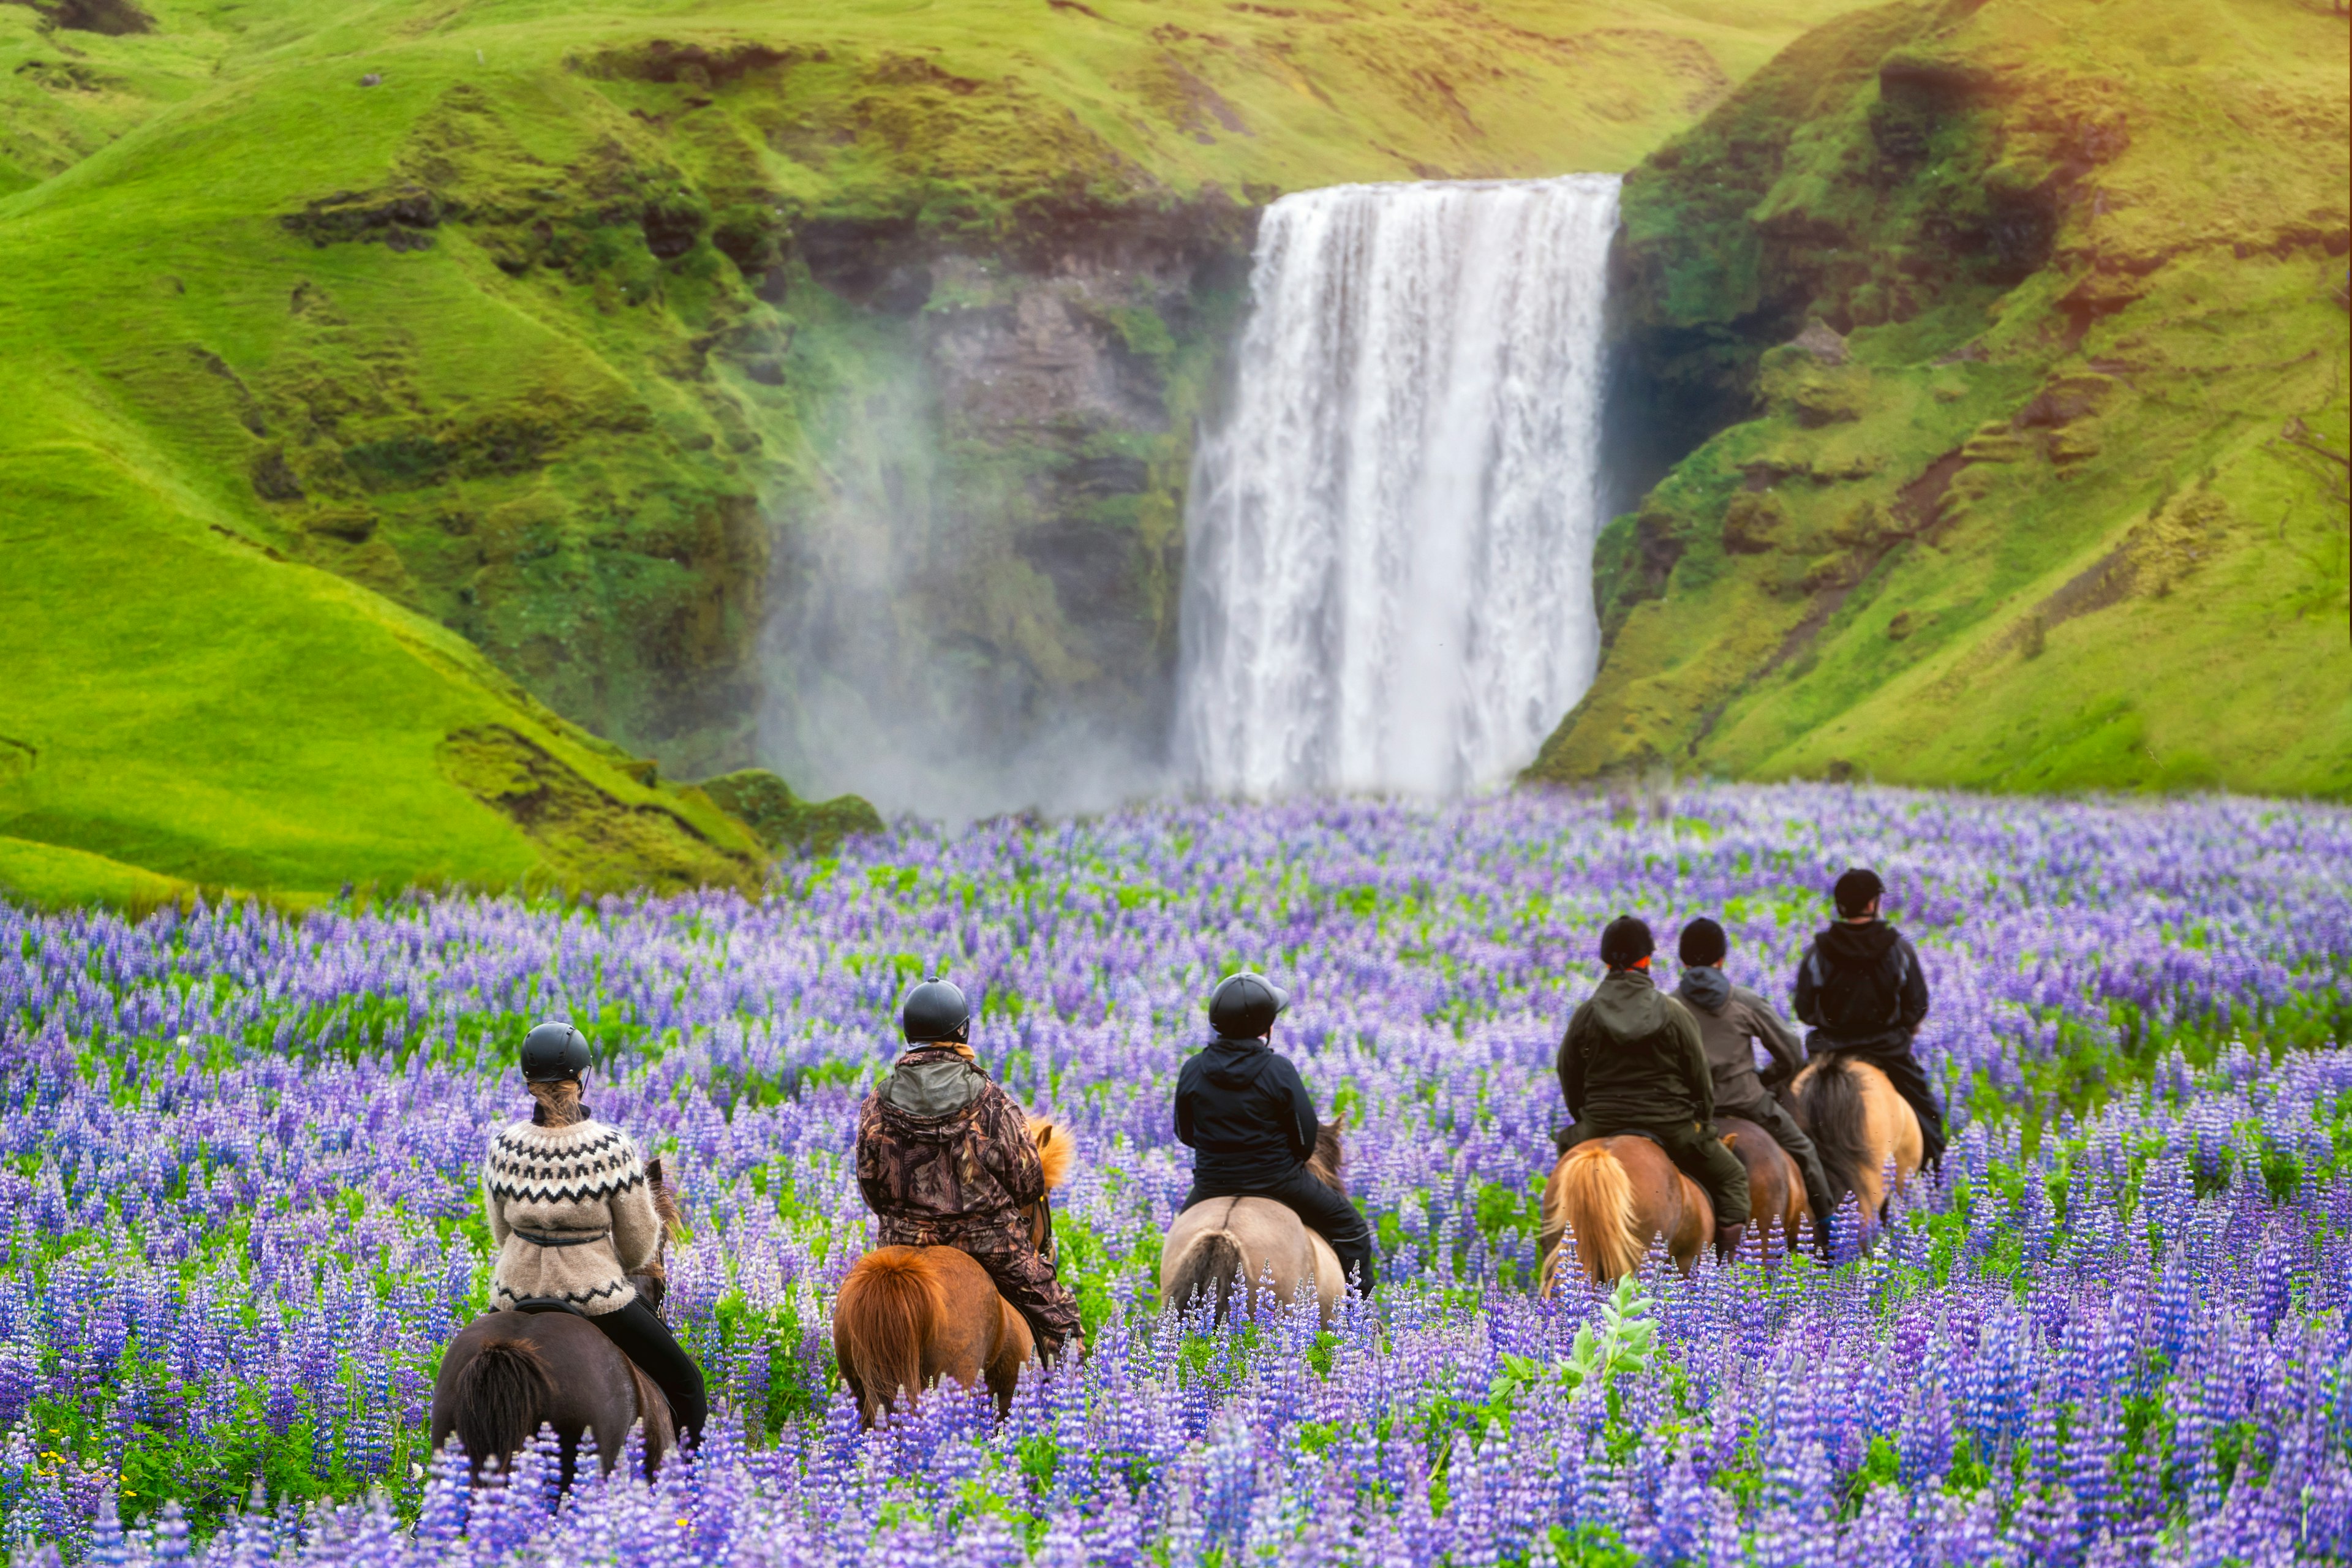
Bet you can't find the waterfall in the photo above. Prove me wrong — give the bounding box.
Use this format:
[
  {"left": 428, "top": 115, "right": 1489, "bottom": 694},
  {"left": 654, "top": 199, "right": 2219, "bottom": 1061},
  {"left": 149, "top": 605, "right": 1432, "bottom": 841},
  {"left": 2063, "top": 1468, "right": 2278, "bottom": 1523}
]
[{"left": 1173, "top": 175, "right": 1621, "bottom": 797}]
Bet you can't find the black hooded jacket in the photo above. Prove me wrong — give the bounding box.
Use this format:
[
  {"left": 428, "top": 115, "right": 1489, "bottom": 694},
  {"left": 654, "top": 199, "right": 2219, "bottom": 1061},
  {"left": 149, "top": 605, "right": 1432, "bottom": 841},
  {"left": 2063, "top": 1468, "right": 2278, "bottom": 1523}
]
[
  {"left": 1175, "top": 1036, "right": 1321, "bottom": 1186},
  {"left": 1793, "top": 919, "right": 1930, "bottom": 1053}
]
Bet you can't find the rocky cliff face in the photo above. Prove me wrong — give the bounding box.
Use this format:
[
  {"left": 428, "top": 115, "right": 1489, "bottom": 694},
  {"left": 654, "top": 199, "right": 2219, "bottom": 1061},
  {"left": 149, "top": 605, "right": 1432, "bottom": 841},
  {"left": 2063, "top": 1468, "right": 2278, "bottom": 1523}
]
[{"left": 761, "top": 203, "right": 1255, "bottom": 815}]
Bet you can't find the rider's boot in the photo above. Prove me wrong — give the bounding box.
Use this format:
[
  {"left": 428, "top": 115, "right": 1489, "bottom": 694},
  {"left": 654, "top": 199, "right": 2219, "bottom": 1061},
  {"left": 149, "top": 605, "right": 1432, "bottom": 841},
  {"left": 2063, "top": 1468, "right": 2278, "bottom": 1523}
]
[{"left": 1714, "top": 1221, "right": 1748, "bottom": 1262}]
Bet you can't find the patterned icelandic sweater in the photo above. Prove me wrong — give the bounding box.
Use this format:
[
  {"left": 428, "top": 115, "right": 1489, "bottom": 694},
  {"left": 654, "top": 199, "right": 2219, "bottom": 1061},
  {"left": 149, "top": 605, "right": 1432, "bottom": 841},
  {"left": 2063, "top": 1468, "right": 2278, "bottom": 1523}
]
[{"left": 481, "top": 1116, "right": 662, "bottom": 1317}]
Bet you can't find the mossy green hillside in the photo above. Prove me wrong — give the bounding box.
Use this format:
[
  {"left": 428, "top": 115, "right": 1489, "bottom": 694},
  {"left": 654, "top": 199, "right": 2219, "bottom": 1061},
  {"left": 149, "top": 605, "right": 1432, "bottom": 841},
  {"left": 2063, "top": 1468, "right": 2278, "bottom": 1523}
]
[
  {"left": 0, "top": 363, "right": 769, "bottom": 908},
  {"left": 2, "top": 0, "right": 1872, "bottom": 905},
  {"left": 1533, "top": 0, "right": 2351, "bottom": 797}
]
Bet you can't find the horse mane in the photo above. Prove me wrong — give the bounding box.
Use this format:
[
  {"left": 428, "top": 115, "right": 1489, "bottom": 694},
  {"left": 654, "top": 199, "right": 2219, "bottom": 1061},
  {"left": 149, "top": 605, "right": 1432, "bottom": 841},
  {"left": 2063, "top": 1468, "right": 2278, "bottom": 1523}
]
[
  {"left": 1308, "top": 1118, "right": 1346, "bottom": 1196},
  {"left": 1793, "top": 1058, "right": 1870, "bottom": 1210},
  {"left": 647, "top": 1156, "right": 687, "bottom": 1242},
  {"left": 837, "top": 1251, "right": 946, "bottom": 1420},
  {"left": 1028, "top": 1117, "right": 1074, "bottom": 1190},
  {"left": 450, "top": 1336, "right": 552, "bottom": 1475},
  {"left": 1548, "top": 1142, "right": 1643, "bottom": 1285}
]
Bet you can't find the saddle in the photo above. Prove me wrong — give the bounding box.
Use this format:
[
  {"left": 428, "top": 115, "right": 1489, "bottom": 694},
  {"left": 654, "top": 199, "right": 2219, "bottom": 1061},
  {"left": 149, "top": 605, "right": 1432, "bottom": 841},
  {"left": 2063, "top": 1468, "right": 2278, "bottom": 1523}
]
[
  {"left": 505, "top": 1280, "right": 679, "bottom": 1430},
  {"left": 1551, "top": 1124, "right": 1665, "bottom": 1156}
]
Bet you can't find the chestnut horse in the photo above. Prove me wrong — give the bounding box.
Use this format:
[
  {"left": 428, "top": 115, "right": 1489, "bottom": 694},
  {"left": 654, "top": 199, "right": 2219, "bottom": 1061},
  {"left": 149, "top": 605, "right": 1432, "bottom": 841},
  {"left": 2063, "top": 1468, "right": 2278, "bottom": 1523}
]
[
  {"left": 1790, "top": 1055, "right": 1922, "bottom": 1225},
  {"left": 1158, "top": 1126, "right": 1349, "bottom": 1327},
  {"left": 429, "top": 1159, "right": 686, "bottom": 1486},
  {"left": 1720, "top": 1114, "right": 1809, "bottom": 1249},
  {"left": 1537, "top": 1134, "right": 1713, "bottom": 1292},
  {"left": 832, "top": 1119, "right": 1072, "bottom": 1425}
]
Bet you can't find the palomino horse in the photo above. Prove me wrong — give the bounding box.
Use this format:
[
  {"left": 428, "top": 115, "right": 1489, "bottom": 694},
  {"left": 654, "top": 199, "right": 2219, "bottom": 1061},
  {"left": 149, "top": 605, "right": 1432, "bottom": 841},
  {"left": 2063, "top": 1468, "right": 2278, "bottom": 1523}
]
[
  {"left": 1720, "top": 1114, "right": 1809, "bottom": 1248},
  {"left": 429, "top": 1159, "right": 686, "bottom": 1485},
  {"left": 1537, "top": 1134, "right": 1713, "bottom": 1292},
  {"left": 1158, "top": 1126, "right": 1349, "bottom": 1327},
  {"left": 832, "top": 1118, "right": 1072, "bottom": 1425},
  {"left": 1790, "top": 1055, "right": 1923, "bottom": 1225}
]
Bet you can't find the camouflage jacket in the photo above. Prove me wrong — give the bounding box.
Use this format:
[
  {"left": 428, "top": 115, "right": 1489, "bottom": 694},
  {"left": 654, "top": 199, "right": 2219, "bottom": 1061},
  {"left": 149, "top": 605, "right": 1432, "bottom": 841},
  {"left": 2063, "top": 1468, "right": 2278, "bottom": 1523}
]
[{"left": 855, "top": 1046, "right": 1046, "bottom": 1236}]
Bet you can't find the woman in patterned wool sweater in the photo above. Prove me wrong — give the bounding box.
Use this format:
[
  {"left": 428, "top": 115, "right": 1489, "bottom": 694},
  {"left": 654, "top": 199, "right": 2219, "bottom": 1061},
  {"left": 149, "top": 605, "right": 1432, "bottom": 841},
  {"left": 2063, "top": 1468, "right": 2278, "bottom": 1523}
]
[{"left": 482, "top": 1021, "right": 707, "bottom": 1446}]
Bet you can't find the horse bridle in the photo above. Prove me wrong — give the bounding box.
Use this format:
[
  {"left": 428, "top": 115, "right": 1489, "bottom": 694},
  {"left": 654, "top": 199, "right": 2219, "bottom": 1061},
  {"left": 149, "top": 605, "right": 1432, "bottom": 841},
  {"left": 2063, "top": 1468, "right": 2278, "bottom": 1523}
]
[{"left": 1029, "top": 1195, "right": 1058, "bottom": 1265}]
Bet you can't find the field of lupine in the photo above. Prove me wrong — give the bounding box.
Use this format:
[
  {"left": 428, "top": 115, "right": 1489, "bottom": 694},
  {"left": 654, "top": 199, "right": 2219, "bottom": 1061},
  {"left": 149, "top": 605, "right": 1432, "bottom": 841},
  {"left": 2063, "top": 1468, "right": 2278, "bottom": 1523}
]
[{"left": 2, "top": 784, "right": 2350, "bottom": 1567}]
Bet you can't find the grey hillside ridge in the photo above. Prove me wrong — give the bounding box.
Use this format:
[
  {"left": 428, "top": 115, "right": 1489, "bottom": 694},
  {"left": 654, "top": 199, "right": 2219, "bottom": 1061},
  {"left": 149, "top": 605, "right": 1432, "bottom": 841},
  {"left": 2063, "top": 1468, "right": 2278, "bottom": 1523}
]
[{"left": 481, "top": 1117, "right": 662, "bottom": 1316}]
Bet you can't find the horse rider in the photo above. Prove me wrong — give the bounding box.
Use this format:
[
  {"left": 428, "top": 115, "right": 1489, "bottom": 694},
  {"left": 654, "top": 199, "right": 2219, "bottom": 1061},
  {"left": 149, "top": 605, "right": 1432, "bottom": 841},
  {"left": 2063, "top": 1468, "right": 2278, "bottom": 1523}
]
[
  {"left": 1793, "top": 868, "right": 1945, "bottom": 1169},
  {"left": 854, "top": 979, "right": 1085, "bottom": 1362},
  {"left": 1174, "top": 973, "right": 1378, "bottom": 1294},
  {"left": 482, "top": 1021, "right": 708, "bottom": 1446},
  {"left": 1558, "top": 917, "right": 1751, "bottom": 1257},
  {"left": 1674, "top": 917, "right": 1836, "bottom": 1250}
]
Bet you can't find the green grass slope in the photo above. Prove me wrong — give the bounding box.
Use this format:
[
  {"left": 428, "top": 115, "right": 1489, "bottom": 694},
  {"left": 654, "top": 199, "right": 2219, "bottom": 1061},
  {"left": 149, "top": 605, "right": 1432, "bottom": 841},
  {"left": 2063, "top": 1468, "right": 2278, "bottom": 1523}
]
[
  {"left": 1, "top": 0, "right": 1872, "bottom": 905},
  {"left": 0, "top": 360, "right": 768, "bottom": 907},
  {"left": 1532, "top": 0, "right": 2352, "bottom": 799}
]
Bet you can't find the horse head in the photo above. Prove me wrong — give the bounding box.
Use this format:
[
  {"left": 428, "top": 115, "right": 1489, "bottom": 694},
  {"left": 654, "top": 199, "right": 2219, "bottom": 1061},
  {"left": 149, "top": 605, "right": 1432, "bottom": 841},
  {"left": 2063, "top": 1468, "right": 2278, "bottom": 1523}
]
[
  {"left": 632, "top": 1156, "right": 688, "bottom": 1309},
  {"left": 1310, "top": 1117, "right": 1347, "bottom": 1196},
  {"left": 1024, "top": 1118, "right": 1073, "bottom": 1257}
]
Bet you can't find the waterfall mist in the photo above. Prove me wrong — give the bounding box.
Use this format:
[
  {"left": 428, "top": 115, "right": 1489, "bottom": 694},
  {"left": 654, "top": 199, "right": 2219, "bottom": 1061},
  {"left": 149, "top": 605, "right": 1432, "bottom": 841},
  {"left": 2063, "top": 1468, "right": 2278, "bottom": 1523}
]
[
  {"left": 1174, "top": 175, "right": 1621, "bottom": 799},
  {"left": 755, "top": 345, "right": 1172, "bottom": 824}
]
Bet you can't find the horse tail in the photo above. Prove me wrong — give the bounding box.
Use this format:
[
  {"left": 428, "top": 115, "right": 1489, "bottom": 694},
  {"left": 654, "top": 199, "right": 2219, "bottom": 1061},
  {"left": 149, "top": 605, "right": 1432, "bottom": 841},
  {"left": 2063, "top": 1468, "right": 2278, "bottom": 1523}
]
[
  {"left": 1558, "top": 1142, "right": 1643, "bottom": 1284},
  {"left": 451, "top": 1336, "right": 552, "bottom": 1471},
  {"left": 838, "top": 1252, "right": 942, "bottom": 1417},
  {"left": 1167, "top": 1229, "right": 1246, "bottom": 1322},
  {"left": 1796, "top": 1058, "right": 1869, "bottom": 1210}
]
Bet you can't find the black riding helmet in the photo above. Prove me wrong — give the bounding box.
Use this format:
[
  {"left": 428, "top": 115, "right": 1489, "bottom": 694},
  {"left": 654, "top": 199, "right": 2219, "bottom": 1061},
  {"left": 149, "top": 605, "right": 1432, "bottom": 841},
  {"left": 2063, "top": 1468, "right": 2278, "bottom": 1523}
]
[
  {"left": 901, "top": 978, "right": 971, "bottom": 1043},
  {"left": 1599, "top": 916, "right": 1655, "bottom": 969},
  {"left": 1834, "top": 867, "right": 1885, "bottom": 918},
  {"left": 1678, "top": 918, "right": 1728, "bottom": 967},
  {"left": 1207, "top": 971, "right": 1289, "bottom": 1038},
  {"left": 521, "top": 1020, "right": 591, "bottom": 1082}
]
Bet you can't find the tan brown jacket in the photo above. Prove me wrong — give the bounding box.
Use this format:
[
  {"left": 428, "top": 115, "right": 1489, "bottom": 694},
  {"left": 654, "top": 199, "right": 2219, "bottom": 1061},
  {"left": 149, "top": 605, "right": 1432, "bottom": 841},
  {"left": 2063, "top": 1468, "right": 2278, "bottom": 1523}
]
[{"left": 1674, "top": 966, "right": 1805, "bottom": 1117}]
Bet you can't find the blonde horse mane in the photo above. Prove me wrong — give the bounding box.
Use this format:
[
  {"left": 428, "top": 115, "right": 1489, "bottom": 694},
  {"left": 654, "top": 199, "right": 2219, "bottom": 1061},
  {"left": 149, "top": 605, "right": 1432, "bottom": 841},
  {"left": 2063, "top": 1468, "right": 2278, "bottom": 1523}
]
[
  {"left": 1544, "top": 1142, "right": 1643, "bottom": 1287},
  {"left": 1027, "top": 1117, "right": 1074, "bottom": 1190}
]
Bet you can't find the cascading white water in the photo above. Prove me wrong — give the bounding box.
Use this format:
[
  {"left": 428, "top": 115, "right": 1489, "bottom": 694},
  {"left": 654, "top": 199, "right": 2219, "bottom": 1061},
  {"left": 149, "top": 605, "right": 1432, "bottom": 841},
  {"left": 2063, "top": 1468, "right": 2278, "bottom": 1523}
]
[{"left": 1173, "top": 175, "right": 1621, "bottom": 797}]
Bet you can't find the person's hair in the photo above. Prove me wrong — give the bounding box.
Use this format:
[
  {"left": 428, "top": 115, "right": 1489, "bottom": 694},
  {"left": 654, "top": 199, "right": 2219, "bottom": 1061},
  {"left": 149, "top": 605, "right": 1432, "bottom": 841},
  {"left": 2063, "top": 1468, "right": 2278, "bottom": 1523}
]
[
  {"left": 528, "top": 1077, "right": 584, "bottom": 1127},
  {"left": 1598, "top": 916, "right": 1655, "bottom": 969},
  {"left": 1833, "top": 867, "right": 1885, "bottom": 919},
  {"left": 1678, "top": 918, "right": 1728, "bottom": 968}
]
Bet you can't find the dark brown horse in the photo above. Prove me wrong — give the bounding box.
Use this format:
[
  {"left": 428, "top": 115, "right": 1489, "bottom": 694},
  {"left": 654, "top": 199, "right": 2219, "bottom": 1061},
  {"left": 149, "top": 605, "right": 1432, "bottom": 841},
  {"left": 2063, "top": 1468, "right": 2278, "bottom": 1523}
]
[
  {"left": 428, "top": 1159, "right": 685, "bottom": 1485},
  {"left": 1537, "top": 1134, "right": 1713, "bottom": 1291},
  {"left": 1719, "top": 1114, "right": 1808, "bottom": 1250},
  {"left": 833, "top": 1119, "right": 1071, "bottom": 1425}
]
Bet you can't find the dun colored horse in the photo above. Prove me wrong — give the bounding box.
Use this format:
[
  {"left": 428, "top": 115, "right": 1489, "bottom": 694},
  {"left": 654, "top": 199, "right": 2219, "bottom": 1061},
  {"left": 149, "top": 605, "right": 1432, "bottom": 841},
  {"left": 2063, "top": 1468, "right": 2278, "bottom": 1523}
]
[
  {"left": 1790, "top": 1055, "right": 1923, "bottom": 1224},
  {"left": 1537, "top": 1134, "right": 1713, "bottom": 1292},
  {"left": 1720, "top": 1114, "right": 1808, "bottom": 1248},
  {"left": 1158, "top": 1126, "right": 1349, "bottom": 1327},
  {"left": 832, "top": 1119, "right": 1072, "bottom": 1425},
  {"left": 429, "top": 1159, "right": 686, "bottom": 1486}
]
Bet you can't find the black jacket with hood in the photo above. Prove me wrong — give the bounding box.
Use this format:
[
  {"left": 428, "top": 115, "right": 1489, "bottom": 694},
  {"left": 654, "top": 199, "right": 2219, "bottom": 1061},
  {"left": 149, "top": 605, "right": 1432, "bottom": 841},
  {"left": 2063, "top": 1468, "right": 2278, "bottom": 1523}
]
[
  {"left": 1558, "top": 968, "right": 1714, "bottom": 1128},
  {"left": 1175, "top": 1036, "right": 1321, "bottom": 1187},
  {"left": 1792, "top": 919, "right": 1930, "bottom": 1054}
]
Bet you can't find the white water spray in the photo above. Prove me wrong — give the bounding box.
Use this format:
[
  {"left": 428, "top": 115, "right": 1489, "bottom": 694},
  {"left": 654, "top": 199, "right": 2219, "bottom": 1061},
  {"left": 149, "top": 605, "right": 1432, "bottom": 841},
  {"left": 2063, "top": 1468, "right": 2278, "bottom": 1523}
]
[{"left": 1173, "top": 175, "right": 1621, "bottom": 797}]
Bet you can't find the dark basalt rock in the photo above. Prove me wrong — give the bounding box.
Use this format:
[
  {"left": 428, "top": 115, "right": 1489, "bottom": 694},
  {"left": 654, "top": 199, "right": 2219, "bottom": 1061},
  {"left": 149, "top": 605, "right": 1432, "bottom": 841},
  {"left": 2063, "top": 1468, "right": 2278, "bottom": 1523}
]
[
  {"left": 39, "top": 0, "right": 153, "bottom": 34},
  {"left": 282, "top": 186, "right": 441, "bottom": 250}
]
